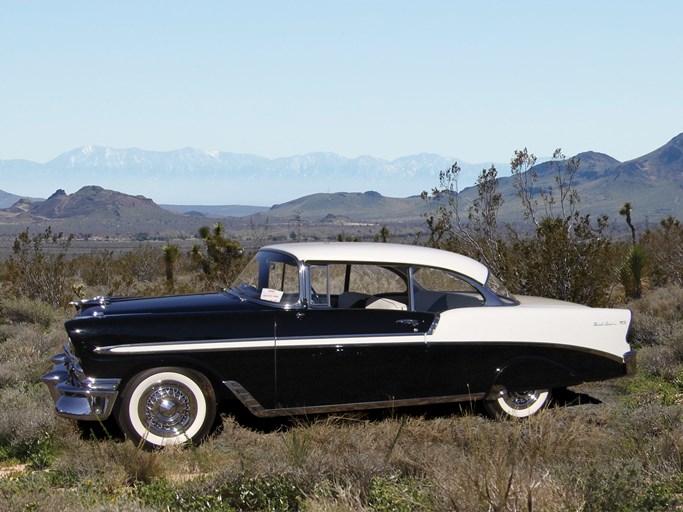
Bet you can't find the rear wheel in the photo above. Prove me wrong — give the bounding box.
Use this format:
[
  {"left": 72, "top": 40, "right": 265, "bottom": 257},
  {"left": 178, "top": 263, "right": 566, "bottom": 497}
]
[
  {"left": 484, "top": 388, "right": 550, "bottom": 419},
  {"left": 117, "top": 367, "right": 216, "bottom": 449}
]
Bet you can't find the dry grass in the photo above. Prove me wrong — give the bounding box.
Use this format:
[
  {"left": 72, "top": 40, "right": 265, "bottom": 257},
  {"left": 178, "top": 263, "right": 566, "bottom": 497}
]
[{"left": 0, "top": 283, "right": 682, "bottom": 510}]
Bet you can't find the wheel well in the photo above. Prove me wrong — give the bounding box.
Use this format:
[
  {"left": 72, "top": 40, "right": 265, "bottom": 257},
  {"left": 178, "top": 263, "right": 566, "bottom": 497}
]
[{"left": 117, "top": 358, "right": 225, "bottom": 399}]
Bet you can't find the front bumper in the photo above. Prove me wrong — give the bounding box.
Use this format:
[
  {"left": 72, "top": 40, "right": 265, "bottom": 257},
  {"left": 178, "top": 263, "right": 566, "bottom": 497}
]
[{"left": 41, "top": 344, "right": 121, "bottom": 421}]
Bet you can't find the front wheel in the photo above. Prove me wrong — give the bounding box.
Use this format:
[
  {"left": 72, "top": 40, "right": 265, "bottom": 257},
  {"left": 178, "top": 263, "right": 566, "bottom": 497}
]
[
  {"left": 116, "top": 367, "right": 216, "bottom": 449},
  {"left": 484, "top": 388, "right": 550, "bottom": 419}
]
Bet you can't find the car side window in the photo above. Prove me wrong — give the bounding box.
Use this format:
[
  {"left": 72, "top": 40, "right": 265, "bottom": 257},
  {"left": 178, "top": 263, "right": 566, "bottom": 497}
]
[
  {"left": 309, "top": 264, "right": 331, "bottom": 306},
  {"left": 268, "top": 260, "right": 299, "bottom": 294},
  {"left": 412, "top": 267, "right": 484, "bottom": 312},
  {"left": 308, "top": 263, "right": 408, "bottom": 309},
  {"left": 348, "top": 265, "right": 407, "bottom": 295},
  {"left": 340, "top": 264, "right": 408, "bottom": 309}
]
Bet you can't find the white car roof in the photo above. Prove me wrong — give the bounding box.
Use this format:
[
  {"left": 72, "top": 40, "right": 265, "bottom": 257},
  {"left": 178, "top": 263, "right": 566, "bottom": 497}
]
[{"left": 261, "top": 242, "right": 490, "bottom": 285}]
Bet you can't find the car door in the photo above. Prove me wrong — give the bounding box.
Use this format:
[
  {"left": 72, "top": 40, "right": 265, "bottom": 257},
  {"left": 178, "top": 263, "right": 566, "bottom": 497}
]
[{"left": 273, "top": 263, "right": 436, "bottom": 410}]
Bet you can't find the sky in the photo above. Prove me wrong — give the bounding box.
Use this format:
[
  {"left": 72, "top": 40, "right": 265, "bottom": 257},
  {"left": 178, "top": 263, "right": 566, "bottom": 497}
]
[{"left": 2, "top": 1, "right": 682, "bottom": 166}]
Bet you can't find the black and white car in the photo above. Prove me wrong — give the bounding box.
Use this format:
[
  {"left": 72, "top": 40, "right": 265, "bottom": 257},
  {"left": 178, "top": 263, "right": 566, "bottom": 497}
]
[{"left": 43, "top": 242, "right": 636, "bottom": 448}]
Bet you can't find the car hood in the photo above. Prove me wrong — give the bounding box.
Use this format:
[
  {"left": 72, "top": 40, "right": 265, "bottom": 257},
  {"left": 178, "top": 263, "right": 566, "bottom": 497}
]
[{"left": 72, "top": 290, "right": 260, "bottom": 317}]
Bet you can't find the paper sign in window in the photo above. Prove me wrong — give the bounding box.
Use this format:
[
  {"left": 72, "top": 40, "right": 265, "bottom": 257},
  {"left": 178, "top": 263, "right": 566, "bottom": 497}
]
[{"left": 260, "top": 288, "right": 284, "bottom": 303}]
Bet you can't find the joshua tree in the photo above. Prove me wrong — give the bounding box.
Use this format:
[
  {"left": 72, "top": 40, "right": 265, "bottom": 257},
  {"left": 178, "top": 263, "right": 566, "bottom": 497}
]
[
  {"left": 619, "top": 202, "right": 637, "bottom": 245},
  {"left": 162, "top": 244, "right": 180, "bottom": 282}
]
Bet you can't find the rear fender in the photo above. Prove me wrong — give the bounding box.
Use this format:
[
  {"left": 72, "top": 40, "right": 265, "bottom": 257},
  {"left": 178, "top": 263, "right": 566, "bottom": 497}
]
[{"left": 490, "top": 356, "right": 578, "bottom": 394}]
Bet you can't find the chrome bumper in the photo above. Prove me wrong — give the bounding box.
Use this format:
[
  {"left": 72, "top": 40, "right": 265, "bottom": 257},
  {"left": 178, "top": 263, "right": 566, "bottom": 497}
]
[{"left": 41, "top": 344, "right": 121, "bottom": 421}]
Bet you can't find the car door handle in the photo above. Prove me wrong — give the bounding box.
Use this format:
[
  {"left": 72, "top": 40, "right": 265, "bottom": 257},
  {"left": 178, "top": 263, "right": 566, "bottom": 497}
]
[{"left": 396, "top": 319, "right": 420, "bottom": 328}]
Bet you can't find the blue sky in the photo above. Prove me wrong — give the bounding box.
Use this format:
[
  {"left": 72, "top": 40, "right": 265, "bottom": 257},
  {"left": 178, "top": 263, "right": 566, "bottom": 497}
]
[{"left": 2, "top": 1, "right": 682, "bottom": 165}]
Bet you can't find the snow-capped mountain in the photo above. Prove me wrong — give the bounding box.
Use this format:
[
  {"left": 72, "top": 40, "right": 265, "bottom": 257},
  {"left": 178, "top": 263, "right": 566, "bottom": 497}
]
[{"left": 0, "top": 146, "right": 500, "bottom": 205}]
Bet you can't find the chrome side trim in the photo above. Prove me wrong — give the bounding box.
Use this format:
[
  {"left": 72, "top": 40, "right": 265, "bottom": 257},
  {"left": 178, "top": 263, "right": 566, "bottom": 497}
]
[
  {"left": 95, "top": 332, "right": 427, "bottom": 355},
  {"left": 95, "top": 338, "right": 274, "bottom": 354},
  {"left": 224, "top": 380, "right": 485, "bottom": 418},
  {"left": 275, "top": 334, "right": 425, "bottom": 349}
]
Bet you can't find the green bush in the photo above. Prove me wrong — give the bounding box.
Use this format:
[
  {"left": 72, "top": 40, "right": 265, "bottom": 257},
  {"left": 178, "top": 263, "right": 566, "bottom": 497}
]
[
  {"left": 368, "top": 475, "right": 432, "bottom": 511},
  {"left": 136, "top": 475, "right": 304, "bottom": 512}
]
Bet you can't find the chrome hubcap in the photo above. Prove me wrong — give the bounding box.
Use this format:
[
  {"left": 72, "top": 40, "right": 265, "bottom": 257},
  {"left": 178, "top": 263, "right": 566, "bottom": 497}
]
[
  {"left": 140, "top": 382, "right": 197, "bottom": 437},
  {"left": 504, "top": 390, "right": 540, "bottom": 409}
]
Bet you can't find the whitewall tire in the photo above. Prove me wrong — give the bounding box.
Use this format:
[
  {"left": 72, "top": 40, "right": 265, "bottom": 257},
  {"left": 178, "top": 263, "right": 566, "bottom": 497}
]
[
  {"left": 484, "top": 388, "right": 550, "bottom": 419},
  {"left": 117, "top": 368, "right": 216, "bottom": 449}
]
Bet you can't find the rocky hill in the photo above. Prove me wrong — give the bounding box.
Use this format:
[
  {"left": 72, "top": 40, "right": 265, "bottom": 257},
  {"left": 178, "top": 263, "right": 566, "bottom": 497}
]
[
  {"left": 466, "top": 133, "right": 683, "bottom": 223},
  {"left": 0, "top": 189, "right": 42, "bottom": 209},
  {"left": 0, "top": 186, "right": 213, "bottom": 238}
]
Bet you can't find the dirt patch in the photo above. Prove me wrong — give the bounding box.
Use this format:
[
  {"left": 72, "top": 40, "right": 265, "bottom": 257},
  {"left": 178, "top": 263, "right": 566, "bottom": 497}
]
[{"left": 0, "top": 463, "right": 27, "bottom": 479}]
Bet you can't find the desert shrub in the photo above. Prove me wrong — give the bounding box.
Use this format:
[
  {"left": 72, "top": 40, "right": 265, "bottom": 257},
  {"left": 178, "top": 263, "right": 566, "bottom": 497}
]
[
  {"left": 627, "top": 286, "right": 683, "bottom": 372},
  {"left": 509, "top": 215, "right": 616, "bottom": 306},
  {"left": 637, "top": 344, "right": 683, "bottom": 382},
  {"left": 73, "top": 250, "right": 117, "bottom": 287},
  {"left": 73, "top": 246, "right": 180, "bottom": 298},
  {"left": 580, "top": 460, "right": 679, "bottom": 512},
  {"left": 114, "top": 443, "right": 166, "bottom": 485},
  {"left": 2, "top": 227, "right": 75, "bottom": 307},
  {"left": 0, "top": 431, "right": 59, "bottom": 470},
  {"left": 642, "top": 216, "right": 683, "bottom": 287},
  {"left": 0, "top": 296, "right": 62, "bottom": 328},
  {"left": 136, "top": 474, "right": 304, "bottom": 511},
  {"left": 190, "top": 223, "right": 244, "bottom": 290},
  {"left": 0, "top": 383, "right": 60, "bottom": 468},
  {"left": 422, "top": 152, "right": 618, "bottom": 306},
  {"left": 622, "top": 372, "right": 682, "bottom": 407},
  {"left": 115, "top": 245, "right": 163, "bottom": 283},
  {"left": 367, "top": 475, "right": 432, "bottom": 511},
  {"left": 0, "top": 320, "right": 64, "bottom": 387}
]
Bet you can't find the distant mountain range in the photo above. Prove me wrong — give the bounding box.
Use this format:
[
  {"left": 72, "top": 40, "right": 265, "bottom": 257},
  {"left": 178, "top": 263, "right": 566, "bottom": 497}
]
[
  {"left": 0, "top": 133, "right": 681, "bottom": 238},
  {"left": 0, "top": 147, "right": 494, "bottom": 205}
]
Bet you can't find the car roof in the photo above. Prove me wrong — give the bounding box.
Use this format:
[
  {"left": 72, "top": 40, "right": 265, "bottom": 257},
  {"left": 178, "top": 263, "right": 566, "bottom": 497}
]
[{"left": 261, "top": 242, "right": 490, "bottom": 285}]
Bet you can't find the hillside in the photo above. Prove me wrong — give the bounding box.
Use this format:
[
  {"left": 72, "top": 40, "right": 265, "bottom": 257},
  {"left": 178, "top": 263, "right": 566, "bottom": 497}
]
[
  {"left": 0, "top": 186, "right": 214, "bottom": 238},
  {"left": 243, "top": 134, "right": 683, "bottom": 225},
  {"left": 0, "top": 133, "right": 681, "bottom": 238},
  {"left": 29, "top": 187, "right": 161, "bottom": 219},
  {"left": 451, "top": 134, "right": 683, "bottom": 224},
  {"left": 161, "top": 204, "right": 269, "bottom": 217},
  {"left": 0, "top": 189, "right": 43, "bottom": 209},
  {"left": 260, "top": 191, "right": 426, "bottom": 222}
]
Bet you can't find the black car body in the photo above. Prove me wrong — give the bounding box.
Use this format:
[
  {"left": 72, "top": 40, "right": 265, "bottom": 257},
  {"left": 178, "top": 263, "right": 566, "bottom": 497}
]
[{"left": 43, "top": 242, "right": 636, "bottom": 448}]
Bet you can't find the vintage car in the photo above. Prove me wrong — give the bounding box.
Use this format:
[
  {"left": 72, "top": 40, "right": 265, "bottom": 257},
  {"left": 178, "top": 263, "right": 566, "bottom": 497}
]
[{"left": 43, "top": 242, "right": 636, "bottom": 448}]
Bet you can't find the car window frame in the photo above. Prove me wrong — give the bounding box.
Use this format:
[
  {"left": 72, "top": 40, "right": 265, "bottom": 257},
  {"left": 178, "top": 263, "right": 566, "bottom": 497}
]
[{"left": 302, "top": 260, "right": 516, "bottom": 312}]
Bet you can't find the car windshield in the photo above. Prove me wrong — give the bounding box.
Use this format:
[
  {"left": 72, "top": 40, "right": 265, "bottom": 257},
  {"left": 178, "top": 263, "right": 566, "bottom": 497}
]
[{"left": 228, "top": 250, "right": 301, "bottom": 306}]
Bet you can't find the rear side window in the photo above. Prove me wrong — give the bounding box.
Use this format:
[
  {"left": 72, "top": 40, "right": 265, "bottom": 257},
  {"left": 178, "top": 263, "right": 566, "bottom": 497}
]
[
  {"left": 412, "top": 267, "right": 484, "bottom": 312},
  {"left": 348, "top": 264, "right": 407, "bottom": 295},
  {"left": 413, "top": 267, "right": 479, "bottom": 293}
]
